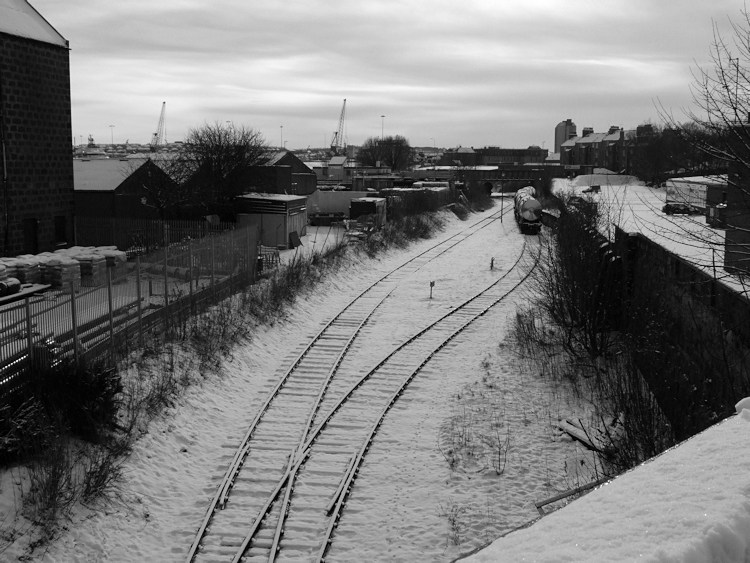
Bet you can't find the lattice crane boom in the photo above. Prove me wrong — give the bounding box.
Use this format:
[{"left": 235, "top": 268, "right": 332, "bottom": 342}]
[
  {"left": 330, "top": 99, "right": 346, "bottom": 154},
  {"left": 150, "top": 102, "right": 166, "bottom": 152}
]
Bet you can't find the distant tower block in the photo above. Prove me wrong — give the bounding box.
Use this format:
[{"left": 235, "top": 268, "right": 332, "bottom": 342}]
[{"left": 554, "top": 119, "right": 577, "bottom": 154}]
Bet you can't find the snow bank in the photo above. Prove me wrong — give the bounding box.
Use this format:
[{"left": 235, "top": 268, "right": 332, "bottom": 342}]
[
  {"left": 461, "top": 411, "right": 750, "bottom": 563},
  {"left": 567, "top": 174, "right": 643, "bottom": 188}
]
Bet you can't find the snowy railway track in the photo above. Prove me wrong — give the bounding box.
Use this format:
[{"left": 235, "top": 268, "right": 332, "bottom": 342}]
[
  {"left": 185, "top": 208, "right": 514, "bottom": 563},
  {"left": 226, "top": 239, "right": 534, "bottom": 562}
]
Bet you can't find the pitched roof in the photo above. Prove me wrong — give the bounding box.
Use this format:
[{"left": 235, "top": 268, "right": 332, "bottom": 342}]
[
  {"left": 577, "top": 132, "right": 608, "bottom": 144},
  {"left": 73, "top": 159, "right": 147, "bottom": 191},
  {"left": 0, "top": 0, "right": 68, "bottom": 47},
  {"left": 264, "top": 150, "right": 288, "bottom": 166}
]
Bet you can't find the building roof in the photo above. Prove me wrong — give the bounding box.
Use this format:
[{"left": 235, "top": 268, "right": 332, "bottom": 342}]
[
  {"left": 238, "top": 193, "right": 307, "bottom": 203},
  {"left": 74, "top": 159, "right": 146, "bottom": 191},
  {"left": 604, "top": 130, "right": 622, "bottom": 142},
  {"left": 667, "top": 175, "right": 728, "bottom": 187},
  {"left": 351, "top": 197, "right": 386, "bottom": 203},
  {"left": 329, "top": 156, "right": 347, "bottom": 166},
  {"left": 577, "top": 132, "right": 608, "bottom": 144},
  {"left": 0, "top": 0, "right": 68, "bottom": 47},
  {"left": 560, "top": 137, "right": 577, "bottom": 148},
  {"left": 264, "top": 150, "right": 289, "bottom": 167}
]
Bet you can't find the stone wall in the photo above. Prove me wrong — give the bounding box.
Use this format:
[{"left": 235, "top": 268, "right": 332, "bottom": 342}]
[
  {"left": 616, "top": 227, "right": 750, "bottom": 438},
  {"left": 0, "top": 32, "right": 74, "bottom": 255}
]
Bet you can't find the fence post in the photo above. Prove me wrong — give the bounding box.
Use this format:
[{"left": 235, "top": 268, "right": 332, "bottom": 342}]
[
  {"left": 107, "top": 267, "right": 115, "bottom": 359},
  {"left": 70, "top": 280, "right": 79, "bottom": 365},
  {"left": 250, "top": 227, "right": 255, "bottom": 285},
  {"left": 25, "top": 297, "right": 33, "bottom": 370},
  {"left": 188, "top": 238, "right": 195, "bottom": 314},
  {"left": 164, "top": 244, "right": 169, "bottom": 331},
  {"left": 210, "top": 235, "right": 216, "bottom": 301},
  {"left": 136, "top": 256, "right": 143, "bottom": 348},
  {"left": 228, "top": 231, "right": 234, "bottom": 297}
]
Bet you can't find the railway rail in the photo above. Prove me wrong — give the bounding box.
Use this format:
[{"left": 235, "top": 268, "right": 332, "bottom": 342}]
[
  {"left": 230, "top": 239, "right": 534, "bottom": 562},
  {"left": 186, "top": 207, "right": 519, "bottom": 563}
]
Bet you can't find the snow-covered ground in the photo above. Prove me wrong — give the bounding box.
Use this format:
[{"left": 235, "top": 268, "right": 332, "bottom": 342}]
[
  {"left": 1, "top": 201, "right": 748, "bottom": 563},
  {"left": 462, "top": 406, "right": 750, "bottom": 563},
  {"left": 0, "top": 208, "right": 594, "bottom": 561},
  {"left": 554, "top": 174, "right": 749, "bottom": 298}
]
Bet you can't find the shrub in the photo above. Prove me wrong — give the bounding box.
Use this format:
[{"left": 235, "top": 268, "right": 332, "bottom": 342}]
[
  {"left": 28, "top": 358, "right": 122, "bottom": 443},
  {"left": 451, "top": 202, "right": 471, "bottom": 220}
]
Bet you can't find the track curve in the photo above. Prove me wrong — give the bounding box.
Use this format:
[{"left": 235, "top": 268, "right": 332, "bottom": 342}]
[
  {"left": 186, "top": 208, "right": 517, "bottom": 563},
  {"left": 226, "top": 239, "right": 537, "bottom": 562}
]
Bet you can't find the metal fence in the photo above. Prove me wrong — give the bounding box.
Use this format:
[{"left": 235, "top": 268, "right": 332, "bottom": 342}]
[
  {"left": 75, "top": 217, "right": 238, "bottom": 258},
  {"left": 0, "top": 226, "right": 258, "bottom": 404}
]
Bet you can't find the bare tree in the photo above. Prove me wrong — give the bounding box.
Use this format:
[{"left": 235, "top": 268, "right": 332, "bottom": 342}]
[
  {"left": 661, "top": 10, "right": 750, "bottom": 275},
  {"left": 178, "top": 122, "right": 269, "bottom": 217},
  {"left": 357, "top": 135, "right": 413, "bottom": 170}
]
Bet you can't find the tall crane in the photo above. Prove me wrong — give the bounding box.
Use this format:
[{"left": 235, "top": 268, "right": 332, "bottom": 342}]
[
  {"left": 150, "top": 102, "right": 166, "bottom": 152},
  {"left": 330, "top": 99, "right": 346, "bottom": 156}
]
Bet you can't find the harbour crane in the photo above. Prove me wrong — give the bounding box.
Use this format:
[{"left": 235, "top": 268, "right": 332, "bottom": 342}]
[
  {"left": 150, "top": 102, "right": 166, "bottom": 152},
  {"left": 330, "top": 99, "right": 346, "bottom": 156}
]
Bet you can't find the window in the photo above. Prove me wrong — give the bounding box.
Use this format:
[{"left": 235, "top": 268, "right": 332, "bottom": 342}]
[{"left": 23, "top": 218, "right": 38, "bottom": 255}]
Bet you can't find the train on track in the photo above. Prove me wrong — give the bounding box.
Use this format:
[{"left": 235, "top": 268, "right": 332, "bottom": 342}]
[{"left": 514, "top": 186, "right": 543, "bottom": 234}]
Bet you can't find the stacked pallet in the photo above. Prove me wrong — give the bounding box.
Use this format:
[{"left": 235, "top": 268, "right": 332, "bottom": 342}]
[
  {"left": 45, "top": 256, "right": 81, "bottom": 291},
  {"left": 76, "top": 254, "right": 107, "bottom": 287},
  {"left": 35, "top": 254, "right": 56, "bottom": 284},
  {"left": 13, "top": 256, "right": 42, "bottom": 284}
]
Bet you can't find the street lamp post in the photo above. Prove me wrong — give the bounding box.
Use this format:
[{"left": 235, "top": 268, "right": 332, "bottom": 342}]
[
  {"left": 280, "top": 126, "right": 283, "bottom": 148},
  {"left": 109, "top": 125, "right": 114, "bottom": 145},
  {"left": 381, "top": 115, "right": 385, "bottom": 139},
  {"left": 431, "top": 137, "right": 435, "bottom": 148}
]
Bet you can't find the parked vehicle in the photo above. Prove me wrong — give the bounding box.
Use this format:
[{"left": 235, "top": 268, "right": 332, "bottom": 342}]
[{"left": 663, "top": 180, "right": 707, "bottom": 215}]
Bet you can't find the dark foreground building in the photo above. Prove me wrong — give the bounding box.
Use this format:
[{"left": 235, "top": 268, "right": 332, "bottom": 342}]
[{"left": 0, "top": 1, "right": 74, "bottom": 255}]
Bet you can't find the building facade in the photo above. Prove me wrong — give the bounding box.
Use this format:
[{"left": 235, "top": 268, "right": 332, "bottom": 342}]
[
  {"left": 560, "top": 126, "right": 627, "bottom": 172},
  {"left": 554, "top": 119, "right": 577, "bottom": 154},
  {"left": 0, "top": 1, "right": 74, "bottom": 255}
]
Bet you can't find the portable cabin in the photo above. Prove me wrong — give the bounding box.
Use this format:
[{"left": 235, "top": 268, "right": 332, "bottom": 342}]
[
  {"left": 236, "top": 193, "right": 307, "bottom": 249},
  {"left": 306, "top": 189, "right": 371, "bottom": 225},
  {"left": 349, "top": 197, "right": 387, "bottom": 229}
]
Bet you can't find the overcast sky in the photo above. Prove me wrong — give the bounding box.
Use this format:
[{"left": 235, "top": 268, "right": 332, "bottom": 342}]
[{"left": 31, "top": 0, "right": 744, "bottom": 151}]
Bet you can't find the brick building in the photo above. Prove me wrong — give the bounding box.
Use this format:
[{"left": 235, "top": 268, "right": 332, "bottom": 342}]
[
  {"left": 0, "top": 1, "right": 74, "bottom": 255},
  {"left": 560, "top": 126, "right": 626, "bottom": 172}
]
